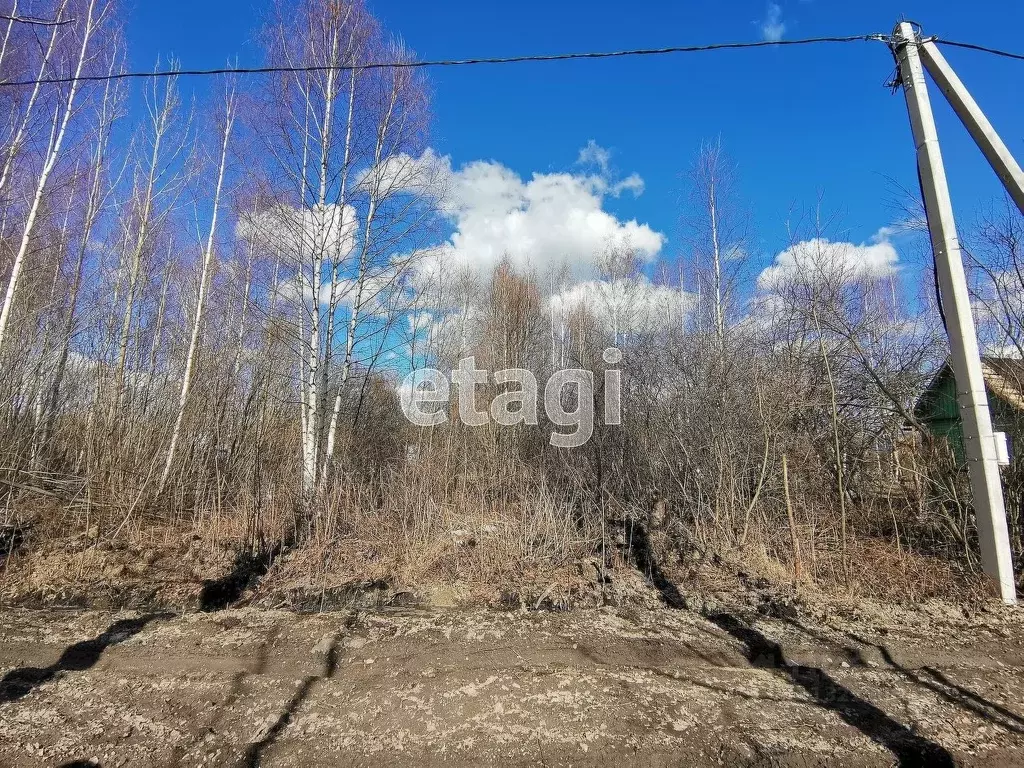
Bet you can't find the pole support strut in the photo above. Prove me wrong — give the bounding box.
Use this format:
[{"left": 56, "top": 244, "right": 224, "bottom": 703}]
[{"left": 917, "top": 39, "right": 1024, "bottom": 216}]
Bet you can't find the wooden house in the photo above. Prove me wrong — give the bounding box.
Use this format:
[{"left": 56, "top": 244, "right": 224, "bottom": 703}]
[{"left": 914, "top": 357, "right": 1024, "bottom": 463}]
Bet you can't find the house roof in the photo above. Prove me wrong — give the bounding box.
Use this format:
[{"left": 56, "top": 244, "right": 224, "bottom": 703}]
[
  {"left": 915, "top": 356, "right": 1024, "bottom": 418},
  {"left": 981, "top": 356, "right": 1024, "bottom": 411}
]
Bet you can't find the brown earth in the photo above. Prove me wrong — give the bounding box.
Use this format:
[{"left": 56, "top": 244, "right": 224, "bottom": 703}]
[{"left": 0, "top": 596, "right": 1023, "bottom": 767}]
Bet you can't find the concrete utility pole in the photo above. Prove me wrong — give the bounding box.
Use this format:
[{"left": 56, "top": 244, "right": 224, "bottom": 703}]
[
  {"left": 893, "top": 22, "right": 1016, "bottom": 604},
  {"left": 916, "top": 38, "right": 1024, "bottom": 216}
]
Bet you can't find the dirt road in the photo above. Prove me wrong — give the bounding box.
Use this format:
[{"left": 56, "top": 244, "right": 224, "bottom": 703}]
[{"left": 0, "top": 602, "right": 1022, "bottom": 767}]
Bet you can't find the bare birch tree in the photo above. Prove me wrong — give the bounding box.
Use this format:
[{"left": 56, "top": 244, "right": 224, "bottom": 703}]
[
  {"left": 685, "top": 139, "right": 748, "bottom": 351},
  {"left": 0, "top": 0, "right": 106, "bottom": 353},
  {"left": 109, "top": 64, "right": 190, "bottom": 414},
  {"left": 160, "top": 83, "right": 237, "bottom": 490},
  {"left": 248, "top": 0, "right": 437, "bottom": 502}
]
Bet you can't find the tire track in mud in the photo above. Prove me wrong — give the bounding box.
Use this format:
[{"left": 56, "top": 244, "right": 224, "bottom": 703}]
[{"left": 0, "top": 606, "right": 1021, "bottom": 767}]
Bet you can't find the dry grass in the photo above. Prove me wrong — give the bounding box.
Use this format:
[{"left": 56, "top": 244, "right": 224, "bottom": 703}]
[
  {"left": 259, "top": 464, "right": 602, "bottom": 605},
  {"left": 0, "top": 452, "right": 1001, "bottom": 612}
]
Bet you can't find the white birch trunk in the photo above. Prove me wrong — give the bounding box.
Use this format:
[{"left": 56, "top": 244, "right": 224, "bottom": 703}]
[
  {"left": 320, "top": 92, "right": 398, "bottom": 480},
  {"left": 29, "top": 178, "right": 77, "bottom": 465},
  {"left": 113, "top": 77, "right": 178, "bottom": 411},
  {"left": 299, "top": 25, "right": 341, "bottom": 498},
  {"left": 0, "top": 1, "right": 66, "bottom": 199},
  {"left": 141, "top": 248, "right": 174, "bottom": 416},
  {"left": 0, "top": 0, "right": 95, "bottom": 354},
  {"left": 160, "top": 91, "right": 236, "bottom": 491},
  {"left": 43, "top": 63, "right": 120, "bottom": 447},
  {"left": 708, "top": 175, "right": 724, "bottom": 352},
  {"left": 0, "top": 1, "right": 18, "bottom": 76}
]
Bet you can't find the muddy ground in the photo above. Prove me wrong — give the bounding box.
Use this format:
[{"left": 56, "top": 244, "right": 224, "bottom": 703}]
[{"left": 0, "top": 596, "right": 1022, "bottom": 767}]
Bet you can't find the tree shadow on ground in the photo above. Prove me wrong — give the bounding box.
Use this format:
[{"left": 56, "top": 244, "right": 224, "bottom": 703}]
[
  {"left": 164, "top": 622, "right": 283, "bottom": 767},
  {"left": 0, "top": 612, "right": 172, "bottom": 704},
  {"left": 707, "top": 612, "right": 955, "bottom": 767},
  {"left": 199, "top": 545, "right": 282, "bottom": 611},
  {"left": 848, "top": 631, "right": 1024, "bottom": 736},
  {"left": 624, "top": 519, "right": 954, "bottom": 767},
  {"left": 240, "top": 634, "right": 340, "bottom": 767},
  {"left": 623, "top": 518, "right": 686, "bottom": 608}
]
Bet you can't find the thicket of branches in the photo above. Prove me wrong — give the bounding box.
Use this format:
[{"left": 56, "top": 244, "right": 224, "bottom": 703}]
[{"left": 1, "top": 0, "right": 1021, "bottom": 598}]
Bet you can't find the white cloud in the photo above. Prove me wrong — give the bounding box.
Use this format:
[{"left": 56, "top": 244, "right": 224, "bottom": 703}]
[
  {"left": 237, "top": 202, "right": 358, "bottom": 262},
  {"left": 757, "top": 228, "right": 900, "bottom": 290},
  {"left": 575, "top": 141, "right": 643, "bottom": 197},
  {"left": 550, "top": 277, "right": 692, "bottom": 336},
  {"left": 354, "top": 147, "right": 449, "bottom": 201},
  {"left": 273, "top": 268, "right": 398, "bottom": 315},
  {"left": 426, "top": 147, "right": 663, "bottom": 280},
  {"left": 272, "top": 272, "right": 335, "bottom": 307},
  {"left": 612, "top": 173, "right": 645, "bottom": 197},
  {"left": 408, "top": 312, "right": 433, "bottom": 333},
  {"left": 983, "top": 344, "right": 1023, "bottom": 358},
  {"left": 873, "top": 217, "right": 927, "bottom": 240},
  {"left": 760, "top": 3, "right": 786, "bottom": 42},
  {"left": 577, "top": 139, "right": 611, "bottom": 174}
]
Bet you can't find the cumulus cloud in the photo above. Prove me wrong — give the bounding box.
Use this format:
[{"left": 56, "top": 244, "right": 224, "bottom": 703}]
[
  {"left": 238, "top": 199, "right": 412, "bottom": 317},
  {"left": 550, "top": 277, "right": 692, "bottom": 336},
  {"left": 425, "top": 144, "right": 664, "bottom": 280},
  {"left": 273, "top": 269, "right": 398, "bottom": 316},
  {"left": 983, "top": 343, "right": 1023, "bottom": 358},
  {"left": 757, "top": 228, "right": 900, "bottom": 290},
  {"left": 611, "top": 173, "right": 645, "bottom": 197},
  {"left": 237, "top": 202, "right": 358, "bottom": 262},
  {"left": 408, "top": 312, "right": 433, "bottom": 333},
  {"left": 354, "top": 147, "right": 449, "bottom": 201},
  {"left": 577, "top": 139, "right": 611, "bottom": 174},
  {"left": 575, "top": 140, "right": 644, "bottom": 197},
  {"left": 760, "top": 3, "right": 785, "bottom": 42}
]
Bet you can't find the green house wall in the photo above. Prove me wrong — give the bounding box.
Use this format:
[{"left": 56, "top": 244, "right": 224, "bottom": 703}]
[{"left": 916, "top": 368, "right": 1022, "bottom": 464}]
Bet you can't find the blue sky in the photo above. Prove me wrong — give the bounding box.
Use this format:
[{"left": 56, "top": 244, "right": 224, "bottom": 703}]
[{"left": 126, "top": 0, "right": 1024, "bottom": 281}]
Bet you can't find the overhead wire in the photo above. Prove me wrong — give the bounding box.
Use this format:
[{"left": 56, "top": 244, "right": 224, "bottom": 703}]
[
  {"left": 0, "top": 31, "right": 1018, "bottom": 89},
  {"left": 933, "top": 39, "right": 1024, "bottom": 62},
  {"left": 0, "top": 34, "right": 891, "bottom": 88},
  {"left": 0, "top": 13, "right": 72, "bottom": 26}
]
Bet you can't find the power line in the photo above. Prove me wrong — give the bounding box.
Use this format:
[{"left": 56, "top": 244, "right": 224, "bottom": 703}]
[
  {"left": 935, "top": 39, "right": 1024, "bottom": 62},
  {"left": 0, "top": 13, "right": 72, "bottom": 26},
  {"left": 0, "top": 34, "right": 890, "bottom": 88},
  {"left": 0, "top": 32, "right": 1018, "bottom": 89}
]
